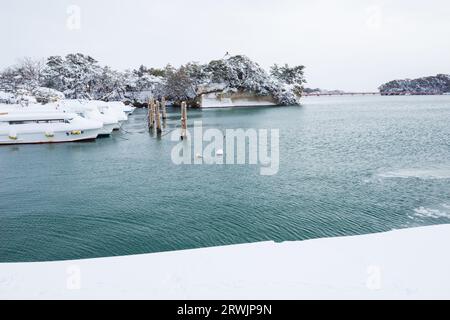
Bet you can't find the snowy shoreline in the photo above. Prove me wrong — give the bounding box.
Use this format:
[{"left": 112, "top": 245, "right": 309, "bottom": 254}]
[{"left": 1, "top": 225, "right": 449, "bottom": 300}]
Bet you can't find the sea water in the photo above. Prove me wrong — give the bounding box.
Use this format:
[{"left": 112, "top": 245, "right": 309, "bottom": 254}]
[{"left": 0, "top": 95, "right": 449, "bottom": 262}]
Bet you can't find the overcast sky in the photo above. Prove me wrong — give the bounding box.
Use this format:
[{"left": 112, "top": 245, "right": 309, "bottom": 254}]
[{"left": 1, "top": 0, "right": 449, "bottom": 91}]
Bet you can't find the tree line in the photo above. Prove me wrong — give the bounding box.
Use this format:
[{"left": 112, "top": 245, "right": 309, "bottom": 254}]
[{"left": 0, "top": 53, "right": 306, "bottom": 106}]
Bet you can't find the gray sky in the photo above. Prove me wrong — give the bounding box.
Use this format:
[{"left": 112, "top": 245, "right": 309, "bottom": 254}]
[{"left": 1, "top": 0, "right": 449, "bottom": 91}]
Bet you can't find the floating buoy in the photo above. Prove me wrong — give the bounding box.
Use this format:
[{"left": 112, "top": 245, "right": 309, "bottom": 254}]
[
  {"left": 195, "top": 153, "right": 203, "bottom": 159},
  {"left": 216, "top": 149, "right": 224, "bottom": 156}
]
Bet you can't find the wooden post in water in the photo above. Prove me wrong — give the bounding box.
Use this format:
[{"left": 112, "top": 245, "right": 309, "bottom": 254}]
[
  {"left": 155, "top": 100, "right": 162, "bottom": 135},
  {"left": 181, "top": 101, "right": 187, "bottom": 140},
  {"left": 147, "top": 99, "right": 152, "bottom": 130},
  {"left": 148, "top": 99, "right": 155, "bottom": 130},
  {"left": 161, "top": 97, "right": 167, "bottom": 120}
]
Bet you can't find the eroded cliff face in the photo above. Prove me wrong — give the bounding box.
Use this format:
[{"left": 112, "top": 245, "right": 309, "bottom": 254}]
[
  {"left": 200, "top": 91, "right": 278, "bottom": 108},
  {"left": 379, "top": 74, "right": 450, "bottom": 95}
]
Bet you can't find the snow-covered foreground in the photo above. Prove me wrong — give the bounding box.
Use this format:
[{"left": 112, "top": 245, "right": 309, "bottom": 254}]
[{"left": 1, "top": 225, "right": 449, "bottom": 300}]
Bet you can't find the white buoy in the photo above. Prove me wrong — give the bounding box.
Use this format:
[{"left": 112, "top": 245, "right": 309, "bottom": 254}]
[
  {"left": 216, "top": 149, "right": 224, "bottom": 156},
  {"left": 195, "top": 153, "right": 203, "bottom": 159}
]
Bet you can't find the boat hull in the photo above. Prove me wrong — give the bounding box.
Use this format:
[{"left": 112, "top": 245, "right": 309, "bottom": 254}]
[
  {"left": 0, "top": 128, "right": 101, "bottom": 145},
  {"left": 98, "top": 123, "right": 116, "bottom": 136}
]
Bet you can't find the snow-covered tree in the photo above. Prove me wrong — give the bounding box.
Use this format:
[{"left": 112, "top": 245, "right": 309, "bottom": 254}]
[
  {"left": 200, "top": 55, "right": 300, "bottom": 105},
  {"left": 135, "top": 65, "right": 165, "bottom": 78},
  {"left": 270, "top": 63, "right": 305, "bottom": 95},
  {"left": 121, "top": 68, "right": 165, "bottom": 103},
  {"left": 92, "top": 66, "right": 127, "bottom": 100},
  {"left": 0, "top": 53, "right": 305, "bottom": 106},
  {"left": 184, "top": 62, "right": 209, "bottom": 86},
  {"left": 42, "top": 53, "right": 101, "bottom": 99},
  {"left": 16, "top": 58, "right": 45, "bottom": 90},
  {"left": 0, "top": 67, "right": 20, "bottom": 92},
  {"left": 0, "top": 58, "right": 45, "bottom": 92},
  {"left": 205, "top": 55, "right": 273, "bottom": 94},
  {"left": 163, "top": 65, "right": 196, "bottom": 102},
  {"left": 0, "top": 91, "right": 17, "bottom": 104},
  {"left": 42, "top": 56, "right": 65, "bottom": 91},
  {"left": 379, "top": 74, "right": 450, "bottom": 95}
]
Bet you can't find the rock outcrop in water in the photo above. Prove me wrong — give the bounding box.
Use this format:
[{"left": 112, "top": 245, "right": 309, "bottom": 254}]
[
  {"left": 192, "top": 56, "right": 304, "bottom": 107},
  {"left": 379, "top": 74, "right": 450, "bottom": 95}
]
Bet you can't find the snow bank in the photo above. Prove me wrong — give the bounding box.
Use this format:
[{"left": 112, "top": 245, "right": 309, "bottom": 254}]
[
  {"left": 1, "top": 225, "right": 449, "bottom": 300},
  {"left": 0, "top": 91, "right": 17, "bottom": 104}
]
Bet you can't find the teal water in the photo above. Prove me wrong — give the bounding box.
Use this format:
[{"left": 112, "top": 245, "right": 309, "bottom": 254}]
[{"left": 1, "top": 95, "right": 449, "bottom": 262}]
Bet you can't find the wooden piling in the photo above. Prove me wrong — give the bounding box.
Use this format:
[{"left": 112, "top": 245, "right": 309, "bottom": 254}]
[
  {"left": 155, "top": 100, "right": 162, "bottom": 134},
  {"left": 161, "top": 97, "right": 167, "bottom": 120},
  {"left": 181, "top": 101, "right": 187, "bottom": 140},
  {"left": 147, "top": 99, "right": 151, "bottom": 129},
  {"left": 148, "top": 99, "right": 155, "bottom": 130}
]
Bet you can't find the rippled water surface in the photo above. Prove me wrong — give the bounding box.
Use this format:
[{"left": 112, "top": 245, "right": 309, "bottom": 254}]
[{"left": 1, "top": 95, "right": 449, "bottom": 262}]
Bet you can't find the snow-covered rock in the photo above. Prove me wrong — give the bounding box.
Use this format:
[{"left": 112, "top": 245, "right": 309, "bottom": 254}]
[
  {"left": 32, "top": 87, "right": 65, "bottom": 103},
  {"left": 201, "top": 91, "right": 277, "bottom": 108},
  {"left": 195, "top": 55, "right": 301, "bottom": 107}
]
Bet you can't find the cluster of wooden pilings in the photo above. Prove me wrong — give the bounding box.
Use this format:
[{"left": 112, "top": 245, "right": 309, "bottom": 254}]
[
  {"left": 148, "top": 98, "right": 167, "bottom": 135},
  {"left": 148, "top": 98, "right": 188, "bottom": 140}
]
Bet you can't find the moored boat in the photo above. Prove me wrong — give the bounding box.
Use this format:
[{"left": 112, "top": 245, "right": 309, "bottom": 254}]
[
  {"left": 53, "top": 100, "right": 120, "bottom": 135},
  {"left": 106, "top": 101, "right": 136, "bottom": 115},
  {"left": 89, "top": 100, "right": 128, "bottom": 129},
  {"left": 0, "top": 112, "right": 103, "bottom": 145},
  {"left": 1, "top": 100, "right": 121, "bottom": 136}
]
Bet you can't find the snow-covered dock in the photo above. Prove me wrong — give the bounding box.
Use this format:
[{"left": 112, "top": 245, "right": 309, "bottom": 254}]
[{"left": 1, "top": 225, "right": 449, "bottom": 300}]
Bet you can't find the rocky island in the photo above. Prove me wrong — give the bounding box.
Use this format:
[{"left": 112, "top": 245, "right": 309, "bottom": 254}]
[{"left": 379, "top": 74, "right": 450, "bottom": 95}]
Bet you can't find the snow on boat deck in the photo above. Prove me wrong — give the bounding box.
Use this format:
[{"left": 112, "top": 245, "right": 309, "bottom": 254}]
[{"left": 1, "top": 225, "right": 449, "bottom": 300}]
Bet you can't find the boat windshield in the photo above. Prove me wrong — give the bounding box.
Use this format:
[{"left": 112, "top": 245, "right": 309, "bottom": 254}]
[{"left": 8, "top": 119, "right": 70, "bottom": 125}]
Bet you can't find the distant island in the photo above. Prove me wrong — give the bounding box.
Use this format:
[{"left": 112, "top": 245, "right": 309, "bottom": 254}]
[{"left": 379, "top": 74, "right": 450, "bottom": 96}]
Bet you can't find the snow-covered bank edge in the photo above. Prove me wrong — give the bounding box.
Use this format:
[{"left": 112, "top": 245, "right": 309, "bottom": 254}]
[{"left": 1, "top": 225, "right": 450, "bottom": 300}]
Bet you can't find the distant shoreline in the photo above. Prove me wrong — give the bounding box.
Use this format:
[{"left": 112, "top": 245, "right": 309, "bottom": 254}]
[{"left": 303, "top": 92, "right": 450, "bottom": 97}]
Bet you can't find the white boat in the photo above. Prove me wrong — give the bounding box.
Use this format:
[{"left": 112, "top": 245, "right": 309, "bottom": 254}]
[
  {"left": 53, "top": 100, "right": 120, "bottom": 135},
  {"left": 0, "top": 100, "right": 120, "bottom": 136},
  {"left": 106, "top": 101, "right": 136, "bottom": 115},
  {"left": 0, "top": 99, "right": 129, "bottom": 135},
  {"left": 0, "top": 112, "right": 103, "bottom": 145},
  {"left": 89, "top": 101, "right": 128, "bottom": 129}
]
